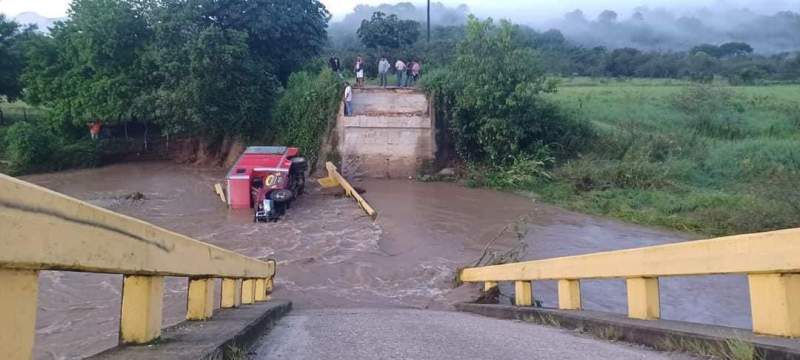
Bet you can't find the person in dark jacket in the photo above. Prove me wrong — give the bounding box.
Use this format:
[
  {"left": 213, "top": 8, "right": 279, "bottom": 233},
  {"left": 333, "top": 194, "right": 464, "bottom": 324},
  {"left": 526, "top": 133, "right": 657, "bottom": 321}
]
[{"left": 329, "top": 55, "right": 342, "bottom": 78}]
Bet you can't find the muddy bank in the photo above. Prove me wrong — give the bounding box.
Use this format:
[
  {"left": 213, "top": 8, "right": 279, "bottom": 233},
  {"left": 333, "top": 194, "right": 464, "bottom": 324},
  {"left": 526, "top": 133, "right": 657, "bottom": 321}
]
[{"left": 21, "top": 162, "right": 750, "bottom": 359}]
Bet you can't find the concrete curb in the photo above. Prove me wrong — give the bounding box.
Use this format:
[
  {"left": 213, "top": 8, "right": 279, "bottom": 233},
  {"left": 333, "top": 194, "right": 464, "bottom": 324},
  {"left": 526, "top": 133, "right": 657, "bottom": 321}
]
[
  {"left": 455, "top": 303, "right": 800, "bottom": 360},
  {"left": 89, "top": 300, "right": 292, "bottom": 360}
]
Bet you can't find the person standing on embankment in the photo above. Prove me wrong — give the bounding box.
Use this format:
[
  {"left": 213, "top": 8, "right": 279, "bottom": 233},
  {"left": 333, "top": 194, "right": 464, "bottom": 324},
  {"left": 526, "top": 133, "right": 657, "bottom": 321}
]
[
  {"left": 88, "top": 120, "right": 102, "bottom": 140},
  {"left": 394, "top": 59, "right": 406, "bottom": 87},
  {"left": 354, "top": 57, "right": 365, "bottom": 88},
  {"left": 329, "top": 55, "right": 342, "bottom": 78},
  {"left": 344, "top": 82, "right": 353, "bottom": 117},
  {"left": 378, "top": 56, "right": 390, "bottom": 88}
]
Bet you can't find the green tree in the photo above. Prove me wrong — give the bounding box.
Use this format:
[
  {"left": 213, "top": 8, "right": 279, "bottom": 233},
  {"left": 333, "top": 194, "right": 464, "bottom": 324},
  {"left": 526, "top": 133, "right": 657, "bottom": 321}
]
[
  {"left": 148, "top": 0, "right": 329, "bottom": 138},
  {"left": 357, "top": 12, "right": 420, "bottom": 50},
  {"left": 22, "top": 0, "right": 331, "bottom": 140},
  {"left": 0, "top": 15, "right": 39, "bottom": 101},
  {"left": 719, "top": 42, "right": 754, "bottom": 58},
  {"left": 606, "top": 48, "right": 645, "bottom": 77},
  {"left": 22, "top": 0, "right": 153, "bottom": 128},
  {"left": 424, "top": 17, "right": 590, "bottom": 163}
]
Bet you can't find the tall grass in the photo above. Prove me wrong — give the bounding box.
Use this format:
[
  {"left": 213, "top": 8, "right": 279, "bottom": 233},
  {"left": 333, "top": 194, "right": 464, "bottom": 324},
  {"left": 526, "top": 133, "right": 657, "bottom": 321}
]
[{"left": 528, "top": 81, "right": 800, "bottom": 235}]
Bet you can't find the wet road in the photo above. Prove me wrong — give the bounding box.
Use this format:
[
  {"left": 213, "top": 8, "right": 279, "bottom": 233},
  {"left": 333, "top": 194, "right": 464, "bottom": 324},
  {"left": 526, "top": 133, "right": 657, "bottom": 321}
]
[{"left": 21, "top": 161, "right": 750, "bottom": 359}]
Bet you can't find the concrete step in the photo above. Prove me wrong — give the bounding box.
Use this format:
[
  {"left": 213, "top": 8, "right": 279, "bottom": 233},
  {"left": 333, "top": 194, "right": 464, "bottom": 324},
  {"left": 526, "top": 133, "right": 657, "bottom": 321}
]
[
  {"left": 456, "top": 303, "right": 800, "bottom": 360},
  {"left": 89, "top": 300, "right": 291, "bottom": 360},
  {"left": 253, "top": 308, "right": 693, "bottom": 360}
]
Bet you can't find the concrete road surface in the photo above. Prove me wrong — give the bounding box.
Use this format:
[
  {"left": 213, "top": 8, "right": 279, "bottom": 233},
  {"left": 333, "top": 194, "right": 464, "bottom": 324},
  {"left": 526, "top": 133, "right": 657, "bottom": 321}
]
[{"left": 254, "top": 308, "right": 695, "bottom": 360}]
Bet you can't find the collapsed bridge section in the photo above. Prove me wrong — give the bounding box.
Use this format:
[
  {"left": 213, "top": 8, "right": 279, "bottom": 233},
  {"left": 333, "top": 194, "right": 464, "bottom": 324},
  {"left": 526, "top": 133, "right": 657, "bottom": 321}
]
[{"left": 336, "top": 87, "right": 435, "bottom": 178}]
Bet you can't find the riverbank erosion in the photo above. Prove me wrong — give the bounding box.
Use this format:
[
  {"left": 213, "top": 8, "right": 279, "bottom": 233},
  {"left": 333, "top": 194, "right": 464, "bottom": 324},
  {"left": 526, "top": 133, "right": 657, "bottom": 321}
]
[{"left": 21, "top": 161, "right": 748, "bottom": 359}]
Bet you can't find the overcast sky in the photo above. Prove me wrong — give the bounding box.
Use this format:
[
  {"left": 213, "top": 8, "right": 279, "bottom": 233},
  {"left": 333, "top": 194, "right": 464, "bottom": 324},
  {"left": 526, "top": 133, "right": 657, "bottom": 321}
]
[{"left": 1, "top": 0, "right": 797, "bottom": 21}]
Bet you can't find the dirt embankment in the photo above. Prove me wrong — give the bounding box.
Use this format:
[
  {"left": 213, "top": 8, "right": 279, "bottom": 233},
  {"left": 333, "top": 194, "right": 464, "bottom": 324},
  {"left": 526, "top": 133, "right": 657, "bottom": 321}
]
[{"left": 170, "top": 136, "right": 246, "bottom": 169}]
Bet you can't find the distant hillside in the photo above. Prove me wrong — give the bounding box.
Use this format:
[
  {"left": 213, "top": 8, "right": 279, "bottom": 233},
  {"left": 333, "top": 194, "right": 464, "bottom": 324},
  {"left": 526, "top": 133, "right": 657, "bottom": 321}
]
[
  {"left": 13, "top": 12, "right": 64, "bottom": 33},
  {"left": 541, "top": 8, "right": 800, "bottom": 54}
]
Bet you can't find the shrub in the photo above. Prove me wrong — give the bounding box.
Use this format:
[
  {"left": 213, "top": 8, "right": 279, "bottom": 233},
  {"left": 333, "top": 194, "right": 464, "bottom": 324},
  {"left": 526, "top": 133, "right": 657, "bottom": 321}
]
[
  {"left": 270, "top": 69, "right": 342, "bottom": 170},
  {"left": 671, "top": 85, "right": 746, "bottom": 139},
  {"left": 2, "top": 121, "right": 99, "bottom": 175},
  {"left": 487, "top": 151, "right": 555, "bottom": 188},
  {"left": 54, "top": 140, "right": 100, "bottom": 170},
  {"left": 4, "top": 121, "right": 55, "bottom": 174},
  {"left": 422, "top": 17, "right": 593, "bottom": 165}
]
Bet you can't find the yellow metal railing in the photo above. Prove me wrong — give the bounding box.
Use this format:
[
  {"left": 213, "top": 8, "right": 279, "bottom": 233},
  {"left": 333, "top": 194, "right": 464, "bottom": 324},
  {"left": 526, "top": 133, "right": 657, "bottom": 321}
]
[
  {"left": 318, "top": 161, "right": 377, "bottom": 219},
  {"left": 459, "top": 228, "right": 800, "bottom": 338},
  {"left": 0, "top": 174, "right": 277, "bottom": 359}
]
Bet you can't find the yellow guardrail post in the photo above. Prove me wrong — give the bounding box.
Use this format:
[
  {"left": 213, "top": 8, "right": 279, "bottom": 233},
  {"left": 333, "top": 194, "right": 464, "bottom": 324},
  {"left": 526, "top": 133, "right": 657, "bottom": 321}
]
[
  {"left": 514, "top": 281, "right": 533, "bottom": 307},
  {"left": 558, "top": 280, "right": 581, "bottom": 310},
  {"left": 120, "top": 275, "right": 165, "bottom": 344},
  {"left": 242, "top": 279, "right": 256, "bottom": 305},
  {"left": 626, "top": 277, "right": 660, "bottom": 320},
  {"left": 0, "top": 269, "right": 39, "bottom": 360},
  {"left": 254, "top": 278, "right": 268, "bottom": 302},
  {"left": 187, "top": 277, "right": 215, "bottom": 321},
  {"left": 221, "top": 278, "right": 243, "bottom": 309},
  {"left": 748, "top": 273, "right": 800, "bottom": 337},
  {"left": 265, "top": 278, "right": 274, "bottom": 301},
  {"left": 484, "top": 281, "right": 498, "bottom": 293},
  {"left": 318, "top": 162, "right": 377, "bottom": 219}
]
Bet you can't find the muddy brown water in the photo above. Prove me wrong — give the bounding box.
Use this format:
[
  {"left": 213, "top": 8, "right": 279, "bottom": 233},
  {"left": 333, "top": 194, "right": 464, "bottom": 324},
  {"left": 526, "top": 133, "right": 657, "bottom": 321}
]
[{"left": 21, "top": 161, "right": 750, "bottom": 359}]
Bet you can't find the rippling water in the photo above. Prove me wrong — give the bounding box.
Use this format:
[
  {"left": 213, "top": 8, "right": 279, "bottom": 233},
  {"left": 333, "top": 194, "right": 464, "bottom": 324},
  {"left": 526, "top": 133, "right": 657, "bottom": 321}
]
[{"left": 22, "top": 161, "right": 751, "bottom": 359}]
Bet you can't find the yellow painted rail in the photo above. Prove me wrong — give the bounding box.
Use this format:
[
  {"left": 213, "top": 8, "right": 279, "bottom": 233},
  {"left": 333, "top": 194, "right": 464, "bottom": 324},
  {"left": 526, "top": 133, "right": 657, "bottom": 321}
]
[
  {"left": 460, "top": 228, "right": 800, "bottom": 338},
  {"left": 0, "top": 174, "right": 277, "bottom": 359},
  {"left": 318, "top": 161, "right": 377, "bottom": 219}
]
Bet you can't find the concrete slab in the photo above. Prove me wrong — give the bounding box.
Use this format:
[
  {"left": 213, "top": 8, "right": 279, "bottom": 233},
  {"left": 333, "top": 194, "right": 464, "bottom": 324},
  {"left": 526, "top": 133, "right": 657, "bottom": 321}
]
[
  {"left": 352, "top": 88, "right": 428, "bottom": 116},
  {"left": 456, "top": 303, "right": 800, "bottom": 360},
  {"left": 89, "top": 300, "right": 291, "bottom": 360},
  {"left": 339, "top": 88, "right": 434, "bottom": 178},
  {"left": 254, "top": 308, "right": 694, "bottom": 360}
]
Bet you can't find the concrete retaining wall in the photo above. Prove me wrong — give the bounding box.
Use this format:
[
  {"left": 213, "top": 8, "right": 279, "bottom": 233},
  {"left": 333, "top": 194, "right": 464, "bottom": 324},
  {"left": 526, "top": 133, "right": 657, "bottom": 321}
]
[{"left": 337, "top": 88, "right": 435, "bottom": 178}]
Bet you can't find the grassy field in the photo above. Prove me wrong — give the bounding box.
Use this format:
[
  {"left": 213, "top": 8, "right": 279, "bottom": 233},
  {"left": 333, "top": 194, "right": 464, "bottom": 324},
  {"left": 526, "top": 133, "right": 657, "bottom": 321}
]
[
  {"left": 0, "top": 101, "right": 48, "bottom": 124},
  {"left": 528, "top": 79, "right": 800, "bottom": 236}
]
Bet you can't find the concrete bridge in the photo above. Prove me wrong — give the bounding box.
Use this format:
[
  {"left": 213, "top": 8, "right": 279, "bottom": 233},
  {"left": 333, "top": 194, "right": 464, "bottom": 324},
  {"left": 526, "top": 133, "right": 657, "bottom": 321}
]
[
  {"left": 3, "top": 168, "right": 800, "bottom": 360},
  {"left": 332, "top": 87, "right": 435, "bottom": 179}
]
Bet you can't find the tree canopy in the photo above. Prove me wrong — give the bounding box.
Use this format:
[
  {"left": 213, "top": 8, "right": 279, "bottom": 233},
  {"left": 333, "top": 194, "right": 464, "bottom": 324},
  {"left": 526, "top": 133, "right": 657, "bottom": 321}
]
[
  {"left": 21, "top": 0, "right": 330, "bottom": 138},
  {"left": 0, "top": 15, "right": 38, "bottom": 101},
  {"left": 357, "top": 12, "right": 420, "bottom": 50}
]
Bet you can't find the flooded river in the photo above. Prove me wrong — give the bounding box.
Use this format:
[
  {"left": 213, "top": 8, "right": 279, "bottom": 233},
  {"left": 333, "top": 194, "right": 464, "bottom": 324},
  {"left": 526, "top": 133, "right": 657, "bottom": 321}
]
[{"left": 21, "top": 161, "right": 750, "bottom": 359}]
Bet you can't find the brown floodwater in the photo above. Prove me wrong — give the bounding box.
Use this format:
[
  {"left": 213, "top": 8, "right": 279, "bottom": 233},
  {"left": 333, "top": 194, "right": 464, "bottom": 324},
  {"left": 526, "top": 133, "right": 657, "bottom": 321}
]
[{"left": 20, "top": 161, "right": 750, "bottom": 359}]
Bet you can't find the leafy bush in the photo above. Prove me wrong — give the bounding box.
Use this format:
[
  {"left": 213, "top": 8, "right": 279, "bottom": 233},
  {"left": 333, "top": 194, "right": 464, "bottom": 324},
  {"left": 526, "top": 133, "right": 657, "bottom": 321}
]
[
  {"left": 486, "top": 151, "right": 554, "bottom": 188},
  {"left": 4, "top": 121, "right": 55, "bottom": 174},
  {"left": 270, "top": 69, "right": 342, "bottom": 169},
  {"left": 422, "top": 17, "right": 593, "bottom": 164},
  {"left": 2, "top": 121, "right": 98, "bottom": 174}
]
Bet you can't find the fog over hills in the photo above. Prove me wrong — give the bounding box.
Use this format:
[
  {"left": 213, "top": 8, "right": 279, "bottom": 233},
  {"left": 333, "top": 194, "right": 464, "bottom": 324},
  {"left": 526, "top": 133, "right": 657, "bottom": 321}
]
[
  {"left": 12, "top": 12, "right": 64, "bottom": 33},
  {"left": 7, "top": 1, "right": 800, "bottom": 53},
  {"left": 333, "top": 2, "right": 800, "bottom": 53}
]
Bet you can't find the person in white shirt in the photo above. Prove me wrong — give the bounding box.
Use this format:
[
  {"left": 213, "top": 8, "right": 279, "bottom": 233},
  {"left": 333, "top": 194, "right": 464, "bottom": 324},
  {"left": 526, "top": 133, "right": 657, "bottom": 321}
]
[
  {"left": 378, "top": 57, "right": 391, "bottom": 88},
  {"left": 394, "top": 59, "right": 406, "bottom": 87},
  {"left": 344, "top": 82, "right": 353, "bottom": 116},
  {"left": 354, "top": 56, "right": 365, "bottom": 88}
]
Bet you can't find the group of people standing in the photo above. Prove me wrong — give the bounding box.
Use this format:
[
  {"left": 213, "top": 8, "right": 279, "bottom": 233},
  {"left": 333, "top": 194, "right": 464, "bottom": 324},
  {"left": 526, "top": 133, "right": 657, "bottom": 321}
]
[
  {"left": 379, "top": 57, "right": 421, "bottom": 88},
  {"left": 331, "top": 55, "right": 423, "bottom": 117},
  {"left": 328, "top": 55, "right": 422, "bottom": 89}
]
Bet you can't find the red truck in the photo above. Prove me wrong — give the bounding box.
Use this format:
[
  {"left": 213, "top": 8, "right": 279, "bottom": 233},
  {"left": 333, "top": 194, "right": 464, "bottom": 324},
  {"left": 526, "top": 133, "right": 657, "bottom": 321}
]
[{"left": 226, "top": 146, "right": 307, "bottom": 222}]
